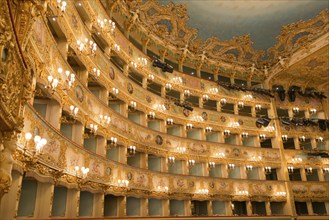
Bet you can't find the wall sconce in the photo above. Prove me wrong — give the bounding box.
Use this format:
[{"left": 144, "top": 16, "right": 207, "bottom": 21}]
[
  {"left": 259, "top": 134, "right": 266, "bottom": 141},
  {"left": 208, "top": 162, "right": 215, "bottom": 168},
  {"left": 99, "top": 115, "right": 111, "bottom": 126},
  {"left": 128, "top": 145, "right": 136, "bottom": 155},
  {"left": 197, "top": 189, "right": 209, "bottom": 194},
  {"left": 276, "top": 192, "right": 286, "bottom": 196},
  {"left": 165, "top": 83, "right": 172, "bottom": 91},
  {"left": 224, "top": 130, "right": 231, "bottom": 136},
  {"left": 255, "top": 104, "right": 262, "bottom": 112},
  {"left": 69, "top": 105, "right": 79, "bottom": 119},
  {"left": 148, "top": 111, "right": 155, "bottom": 119},
  {"left": 147, "top": 74, "right": 154, "bottom": 83},
  {"left": 215, "top": 152, "right": 225, "bottom": 158},
  {"left": 166, "top": 118, "right": 173, "bottom": 125},
  {"left": 46, "top": 75, "right": 59, "bottom": 94},
  {"left": 209, "top": 87, "right": 218, "bottom": 93},
  {"left": 292, "top": 107, "right": 300, "bottom": 114},
  {"left": 238, "top": 190, "right": 249, "bottom": 195},
  {"left": 305, "top": 167, "right": 313, "bottom": 175},
  {"left": 111, "top": 88, "right": 119, "bottom": 96},
  {"left": 108, "top": 137, "right": 117, "bottom": 146},
  {"left": 157, "top": 186, "right": 169, "bottom": 192},
  {"left": 24, "top": 132, "right": 48, "bottom": 154},
  {"left": 299, "top": 136, "right": 306, "bottom": 142},
  {"left": 241, "top": 132, "right": 248, "bottom": 138},
  {"left": 90, "top": 68, "right": 100, "bottom": 79},
  {"left": 205, "top": 126, "right": 212, "bottom": 133},
  {"left": 77, "top": 38, "right": 97, "bottom": 56},
  {"left": 246, "top": 165, "right": 253, "bottom": 172},
  {"left": 316, "top": 137, "right": 324, "bottom": 142},
  {"left": 281, "top": 134, "right": 288, "bottom": 142},
  {"left": 58, "top": 68, "right": 75, "bottom": 89},
  {"left": 117, "top": 179, "right": 129, "bottom": 187},
  {"left": 89, "top": 124, "right": 98, "bottom": 135},
  {"left": 57, "top": 0, "right": 67, "bottom": 12},
  {"left": 74, "top": 166, "right": 89, "bottom": 179},
  {"left": 137, "top": 57, "right": 148, "bottom": 66},
  {"left": 220, "top": 98, "right": 227, "bottom": 105},
  {"left": 237, "top": 101, "right": 244, "bottom": 109},
  {"left": 228, "top": 163, "right": 235, "bottom": 170},
  {"left": 323, "top": 168, "right": 329, "bottom": 173},
  {"left": 168, "top": 156, "right": 175, "bottom": 164},
  {"left": 264, "top": 166, "right": 272, "bottom": 174},
  {"left": 129, "top": 101, "right": 136, "bottom": 111},
  {"left": 188, "top": 159, "right": 195, "bottom": 167},
  {"left": 186, "top": 123, "right": 193, "bottom": 130},
  {"left": 292, "top": 157, "right": 302, "bottom": 163},
  {"left": 184, "top": 89, "right": 191, "bottom": 97},
  {"left": 177, "top": 147, "right": 186, "bottom": 154},
  {"left": 172, "top": 76, "right": 182, "bottom": 84},
  {"left": 97, "top": 18, "right": 116, "bottom": 34},
  {"left": 113, "top": 43, "right": 120, "bottom": 52},
  {"left": 309, "top": 108, "right": 317, "bottom": 115},
  {"left": 202, "top": 94, "right": 209, "bottom": 102},
  {"left": 288, "top": 166, "right": 294, "bottom": 173}
]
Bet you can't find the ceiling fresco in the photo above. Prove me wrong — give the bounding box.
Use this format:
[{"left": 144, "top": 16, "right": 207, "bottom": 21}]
[{"left": 158, "top": 0, "right": 328, "bottom": 50}]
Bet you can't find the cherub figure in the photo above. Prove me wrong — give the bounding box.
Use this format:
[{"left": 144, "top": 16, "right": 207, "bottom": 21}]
[
  {"left": 263, "top": 65, "right": 269, "bottom": 76},
  {"left": 250, "top": 63, "right": 256, "bottom": 74},
  {"left": 199, "top": 51, "right": 207, "bottom": 63},
  {"left": 130, "top": 9, "right": 140, "bottom": 24}
]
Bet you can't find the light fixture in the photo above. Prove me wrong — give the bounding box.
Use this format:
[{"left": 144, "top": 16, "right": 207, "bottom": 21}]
[
  {"left": 155, "top": 104, "right": 166, "bottom": 112},
  {"left": 246, "top": 165, "right": 253, "bottom": 171},
  {"left": 148, "top": 111, "right": 155, "bottom": 119},
  {"left": 89, "top": 68, "right": 100, "bottom": 79},
  {"left": 74, "top": 166, "right": 89, "bottom": 178},
  {"left": 168, "top": 156, "right": 175, "bottom": 164},
  {"left": 111, "top": 88, "right": 119, "bottom": 95},
  {"left": 24, "top": 132, "right": 48, "bottom": 154},
  {"left": 197, "top": 189, "right": 209, "bottom": 194},
  {"left": 166, "top": 118, "right": 174, "bottom": 125},
  {"left": 316, "top": 137, "right": 323, "bottom": 142},
  {"left": 165, "top": 83, "right": 172, "bottom": 91},
  {"left": 208, "top": 162, "right": 215, "bottom": 168},
  {"left": 188, "top": 159, "right": 195, "bottom": 167},
  {"left": 305, "top": 167, "right": 313, "bottom": 175},
  {"left": 117, "top": 179, "right": 129, "bottom": 187},
  {"left": 237, "top": 190, "right": 248, "bottom": 195},
  {"left": 281, "top": 134, "right": 288, "bottom": 142},
  {"left": 69, "top": 105, "right": 79, "bottom": 119},
  {"left": 89, "top": 124, "right": 98, "bottom": 135},
  {"left": 202, "top": 94, "right": 209, "bottom": 102},
  {"left": 259, "top": 134, "right": 266, "bottom": 141},
  {"left": 184, "top": 89, "right": 191, "bottom": 97},
  {"left": 108, "top": 137, "right": 117, "bottom": 146},
  {"left": 215, "top": 152, "right": 225, "bottom": 158},
  {"left": 129, "top": 101, "right": 136, "bottom": 111},
  {"left": 237, "top": 101, "right": 244, "bottom": 109},
  {"left": 309, "top": 108, "right": 317, "bottom": 115},
  {"left": 224, "top": 129, "right": 230, "bottom": 136},
  {"left": 288, "top": 166, "right": 294, "bottom": 173},
  {"left": 209, "top": 87, "right": 218, "bottom": 93},
  {"left": 147, "top": 74, "right": 154, "bottom": 83},
  {"left": 63, "top": 69, "right": 75, "bottom": 88},
  {"left": 276, "top": 192, "right": 286, "bottom": 196},
  {"left": 172, "top": 76, "right": 182, "bottom": 84},
  {"left": 205, "top": 126, "right": 212, "bottom": 133},
  {"left": 46, "top": 75, "right": 59, "bottom": 94},
  {"left": 137, "top": 57, "right": 148, "bottom": 66},
  {"left": 292, "top": 107, "right": 300, "bottom": 114},
  {"left": 255, "top": 104, "right": 262, "bottom": 112},
  {"left": 220, "top": 98, "right": 227, "bottom": 105},
  {"left": 264, "top": 166, "right": 272, "bottom": 174},
  {"left": 77, "top": 38, "right": 97, "bottom": 56},
  {"left": 177, "top": 147, "right": 186, "bottom": 154},
  {"left": 113, "top": 43, "right": 120, "bottom": 52},
  {"left": 292, "top": 157, "right": 302, "bottom": 163},
  {"left": 97, "top": 18, "right": 116, "bottom": 34},
  {"left": 157, "top": 185, "right": 169, "bottom": 192},
  {"left": 128, "top": 145, "right": 136, "bottom": 155},
  {"left": 228, "top": 163, "right": 235, "bottom": 170},
  {"left": 186, "top": 123, "right": 193, "bottom": 130},
  {"left": 323, "top": 168, "right": 329, "bottom": 173},
  {"left": 299, "top": 136, "right": 306, "bottom": 142},
  {"left": 57, "top": 0, "right": 67, "bottom": 12},
  {"left": 241, "top": 132, "right": 248, "bottom": 138},
  {"left": 99, "top": 115, "right": 111, "bottom": 126}
]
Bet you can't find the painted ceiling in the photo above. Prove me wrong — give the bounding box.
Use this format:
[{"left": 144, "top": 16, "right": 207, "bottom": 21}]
[{"left": 158, "top": 0, "right": 328, "bottom": 50}]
